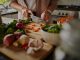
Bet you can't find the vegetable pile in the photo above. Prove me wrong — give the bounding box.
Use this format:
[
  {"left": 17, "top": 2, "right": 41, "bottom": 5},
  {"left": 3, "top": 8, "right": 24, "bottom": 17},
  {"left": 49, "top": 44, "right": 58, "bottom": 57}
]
[
  {"left": 0, "top": 18, "right": 33, "bottom": 43},
  {"left": 42, "top": 24, "right": 62, "bottom": 33},
  {"left": 1, "top": 19, "right": 43, "bottom": 54},
  {"left": 0, "top": 18, "right": 44, "bottom": 54}
]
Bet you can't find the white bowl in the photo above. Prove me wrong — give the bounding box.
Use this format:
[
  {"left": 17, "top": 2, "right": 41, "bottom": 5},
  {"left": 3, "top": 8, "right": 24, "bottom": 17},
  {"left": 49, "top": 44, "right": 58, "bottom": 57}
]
[{"left": 40, "top": 30, "right": 60, "bottom": 45}]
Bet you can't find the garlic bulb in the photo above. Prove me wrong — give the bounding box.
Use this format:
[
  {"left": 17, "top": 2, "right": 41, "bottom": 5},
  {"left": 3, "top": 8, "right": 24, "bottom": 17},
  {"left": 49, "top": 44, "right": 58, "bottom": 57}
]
[{"left": 28, "top": 39, "right": 43, "bottom": 51}]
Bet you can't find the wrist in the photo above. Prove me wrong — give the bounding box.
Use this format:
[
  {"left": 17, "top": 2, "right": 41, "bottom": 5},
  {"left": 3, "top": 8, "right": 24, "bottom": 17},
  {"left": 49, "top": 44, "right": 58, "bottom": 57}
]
[
  {"left": 20, "top": 6, "right": 28, "bottom": 11},
  {"left": 43, "top": 9, "right": 52, "bottom": 15}
]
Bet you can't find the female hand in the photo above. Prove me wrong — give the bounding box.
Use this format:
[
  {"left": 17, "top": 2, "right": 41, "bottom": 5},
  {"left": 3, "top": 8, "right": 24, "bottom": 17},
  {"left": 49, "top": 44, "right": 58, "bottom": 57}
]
[
  {"left": 21, "top": 7, "right": 33, "bottom": 18},
  {"left": 41, "top": 10, "right": 52, "bottom": 21}
]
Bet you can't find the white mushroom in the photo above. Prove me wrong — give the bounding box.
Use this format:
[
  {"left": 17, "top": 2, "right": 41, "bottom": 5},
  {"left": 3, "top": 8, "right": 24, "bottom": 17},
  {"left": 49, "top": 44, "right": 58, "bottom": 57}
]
[
  {"left": 27, "top": 38, "right": 43, "bottom": 54},
  {"left": 18, "top": 35, "right": 29, "bottom": 45}
]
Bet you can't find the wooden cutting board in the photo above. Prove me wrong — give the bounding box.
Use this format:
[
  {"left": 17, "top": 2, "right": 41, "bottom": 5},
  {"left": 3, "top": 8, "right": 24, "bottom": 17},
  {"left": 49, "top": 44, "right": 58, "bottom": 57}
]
[
  {"left": 0, "top": 43, "right": 53, "bottom": 60},
  {"left": 0, "top": 17, "right": 53, "bottom": 60}
]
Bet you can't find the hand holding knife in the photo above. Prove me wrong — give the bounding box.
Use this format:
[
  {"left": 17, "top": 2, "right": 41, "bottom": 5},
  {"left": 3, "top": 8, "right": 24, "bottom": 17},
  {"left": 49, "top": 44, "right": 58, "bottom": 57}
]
[
  {"left": 21, "top": 7, "right": 34, "bottom": 19},
  {"left": 41, "top": 10, "right": 52, "bottom": 24}
]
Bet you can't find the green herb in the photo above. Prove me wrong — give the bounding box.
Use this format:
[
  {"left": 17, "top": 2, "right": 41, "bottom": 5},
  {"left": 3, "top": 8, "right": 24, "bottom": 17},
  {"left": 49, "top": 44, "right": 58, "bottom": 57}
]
[
  {"left": 16, "top": 29, "right": 25, "bottom": 34},
  {"left": 0, "top": 23, "right": 6, "bottom": 43},
  {"left": 43, "top": 24, "right": 62, "bottom": 33},
  {"left": 6, "top": 27, "right": 14, "bottom": 34},
  {"left": 19, "top": 18, "right": 33, "bottom": 24},
  {"left": 7, "top": 20, "right": 17, "bottom": 28}
]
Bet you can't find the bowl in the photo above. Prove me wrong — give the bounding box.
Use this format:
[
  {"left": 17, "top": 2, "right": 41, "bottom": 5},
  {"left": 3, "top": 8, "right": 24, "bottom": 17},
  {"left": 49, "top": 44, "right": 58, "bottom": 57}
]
[{"left": 40, "top": 30, "right": 60, "bottom": 45}]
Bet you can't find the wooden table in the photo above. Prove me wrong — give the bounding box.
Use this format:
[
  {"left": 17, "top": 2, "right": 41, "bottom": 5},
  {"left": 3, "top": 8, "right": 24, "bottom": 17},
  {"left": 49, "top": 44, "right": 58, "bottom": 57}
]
[{"left": 0, "top": 17, "right": 53, "bottom": 60}]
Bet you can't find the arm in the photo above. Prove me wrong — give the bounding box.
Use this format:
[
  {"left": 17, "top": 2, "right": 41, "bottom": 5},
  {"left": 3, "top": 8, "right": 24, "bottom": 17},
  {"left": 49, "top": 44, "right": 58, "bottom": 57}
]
[
  {"left": 41, "top": 0, "right": 58, "bottom": 21},
  {"left": 47, "top": 0, "right": 58, "bottom": 12},
  {"left": 9, "top": 0, "right": 28, "bottom": 11},
  {"left": 10, "top": 0, "right": 32, "bottom": 18}
]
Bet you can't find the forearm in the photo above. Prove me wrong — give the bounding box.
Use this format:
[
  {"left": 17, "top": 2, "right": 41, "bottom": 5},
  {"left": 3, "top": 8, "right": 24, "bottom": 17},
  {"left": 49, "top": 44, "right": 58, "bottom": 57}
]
[
  {"left": 9, "top": 0, "right": 28, "bottom": 11},
  {"left": 41, "top": 0, "right": 58, "bottom": 14},
  {"left": 41, "top": 0, "right": 58, "bottom": 21},
  {"left": 47, "top": 0, "right": 58, "bottom": 12}
]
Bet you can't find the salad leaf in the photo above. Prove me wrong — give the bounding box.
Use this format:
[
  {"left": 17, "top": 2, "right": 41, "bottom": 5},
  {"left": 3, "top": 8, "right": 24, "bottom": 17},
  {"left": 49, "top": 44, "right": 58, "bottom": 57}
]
[
  {"left": 6, "top": 27, "right": 14, "bottom": 34},
  {"left": 16, "top": 29, "right": 25, "bottom": 34},
  {"left": 0, "top": 34, "right": 4, "bottom": 43},
  {"left": 0, "top": 24, "right": 6, "bottom": 34},
  {"left": 42, "top": 24, "right": 62, "bottom": 33},
  {"left": 42, "top": 24, "right": 50, "bottom": 31},
  {"left": 0, "top": 24, "right": 6, "bottom": 43},
  {"left": 7, "top": 20, "right": 17, "bottom": 28},
  {"left": 19, "top": 18, "right": 33, "bottom": 24}
]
